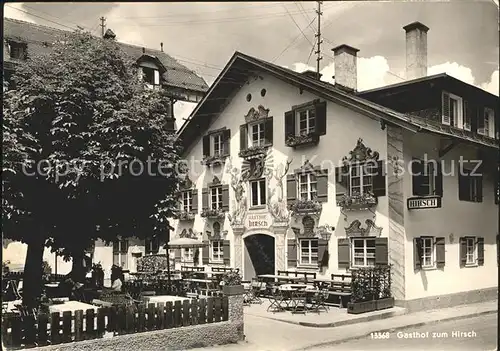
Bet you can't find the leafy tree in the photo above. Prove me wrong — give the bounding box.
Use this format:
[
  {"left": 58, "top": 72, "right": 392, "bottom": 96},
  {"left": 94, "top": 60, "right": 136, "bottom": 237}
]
[{"left": 2, "top": 31, "right": 183, "bottom": 308}]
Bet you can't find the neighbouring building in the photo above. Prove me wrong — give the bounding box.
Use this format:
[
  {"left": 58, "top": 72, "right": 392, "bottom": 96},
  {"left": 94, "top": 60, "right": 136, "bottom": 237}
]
[
  {"left": 2, "top": 18, "right": 208, "bottom": 278},
  {"left": 169, "top": 21, "right": 498, "bottom": 311}
]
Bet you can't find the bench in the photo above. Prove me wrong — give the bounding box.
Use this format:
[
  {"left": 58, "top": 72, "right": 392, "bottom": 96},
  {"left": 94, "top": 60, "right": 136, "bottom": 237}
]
[
  {"left": 277, "top": 270, "right": 317, "bottom": 282},
  {"left": 211, "top": 267, "right": 239, "bottom": 273},
  {"left": 328, "top": 274, "right": 352, "bottom": 308}
]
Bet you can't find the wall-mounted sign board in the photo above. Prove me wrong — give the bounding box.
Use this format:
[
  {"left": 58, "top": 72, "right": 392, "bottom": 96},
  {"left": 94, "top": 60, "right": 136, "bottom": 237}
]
[{"left": 407, "top": 196, "right": 442, "bottom": 210}]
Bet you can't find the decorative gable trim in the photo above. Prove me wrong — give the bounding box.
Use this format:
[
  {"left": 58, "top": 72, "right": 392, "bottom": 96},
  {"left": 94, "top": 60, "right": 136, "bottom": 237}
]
[
  {"left": 342, "top": 138, "right": 380, "bottom": 165},
  {"left": 244, "top": 105, "right": 271, "bottom": 123}
]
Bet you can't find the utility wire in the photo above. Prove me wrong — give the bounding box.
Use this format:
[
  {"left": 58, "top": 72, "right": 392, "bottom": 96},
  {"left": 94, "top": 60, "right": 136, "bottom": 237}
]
[
  {"left": 6, "top": 5, "right": 82, "bottom": 31},
  {"left": 20, "top": 4, "right": 96, "bottom": 34},
  {"left": 272, "top": 17, "right": 316, "bottom": 62}
]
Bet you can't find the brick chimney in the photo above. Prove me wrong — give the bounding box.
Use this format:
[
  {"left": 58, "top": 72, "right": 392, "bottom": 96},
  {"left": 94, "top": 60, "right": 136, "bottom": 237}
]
[
  {"left": 332, "top": 44, "right": 359, "bottom": 92},
  {"left": 403, "top": 21, "right": 429, "bottom": 80}
]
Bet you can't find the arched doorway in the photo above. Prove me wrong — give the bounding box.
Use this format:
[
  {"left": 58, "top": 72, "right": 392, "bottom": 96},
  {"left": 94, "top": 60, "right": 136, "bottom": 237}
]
[{"left": 243, "top": 234, "right": 275, "bottom": 281}]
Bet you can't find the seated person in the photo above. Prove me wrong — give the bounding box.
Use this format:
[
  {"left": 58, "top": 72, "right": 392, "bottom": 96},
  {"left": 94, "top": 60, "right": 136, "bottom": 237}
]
[{"left": 110, "top": 272, "right": 123, "bottom": 292}]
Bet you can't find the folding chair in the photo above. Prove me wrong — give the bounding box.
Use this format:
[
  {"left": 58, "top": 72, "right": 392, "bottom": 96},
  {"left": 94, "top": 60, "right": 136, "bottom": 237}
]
[
  {"left": 250, "top": 280, "right": 265, "bottom": 304},
  {"left": 267, "top": 286, "right": 286, "bottom": 313},
  {"left": 311, "top": 288, "right": 330, "bottom": 313}
]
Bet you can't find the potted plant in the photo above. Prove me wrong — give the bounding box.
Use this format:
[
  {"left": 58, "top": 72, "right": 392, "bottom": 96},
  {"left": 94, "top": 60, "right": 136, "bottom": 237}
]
[
  {"left": 285, "top": 132, "right": 320, "bottom": 148},
  {"left": 347, "top": 268, "right": 377, "bottom": 314},
  {"left": 177, "top": 211, "right": 195, "bottom": 221},
  {"left": 221, "top": 271, "right": 244, "bottom": 295},
  {"left": 374, "top": 265, "right": 394, "bottom": 310},
  {"left": 200, "top": 208, "right": 226, "bottom": 219},
  {"left": 337, "top": 192, "right": 378, "bottom": 210},
  {"left": 238, "top": 144, "right": 269, "bottom": 159},
  {"left": 202, "top": 154, "right": 227, "bottom": 166},
  {"left": 288, "top": 199, "right": 322, "bottom": 215}
]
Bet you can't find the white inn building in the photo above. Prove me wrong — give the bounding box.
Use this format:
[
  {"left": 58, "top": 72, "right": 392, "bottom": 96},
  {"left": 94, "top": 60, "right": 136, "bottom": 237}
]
[{"left": 170, "top": 21, "right": 498, "bottom": 311}]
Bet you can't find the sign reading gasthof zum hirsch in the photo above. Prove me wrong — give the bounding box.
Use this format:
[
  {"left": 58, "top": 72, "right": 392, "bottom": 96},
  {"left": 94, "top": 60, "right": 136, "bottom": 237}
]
[{"left": 245, "top": 213, "right": 272, "bottom": 229}]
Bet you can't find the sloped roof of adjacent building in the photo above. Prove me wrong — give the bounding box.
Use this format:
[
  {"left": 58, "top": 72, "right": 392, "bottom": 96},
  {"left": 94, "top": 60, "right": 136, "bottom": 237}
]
[
  {"left": 3, "top": 17, "right": 209, "bottom": 93},
  {"left": 178, "top": 51, "right": 498, "bottom": 152}
]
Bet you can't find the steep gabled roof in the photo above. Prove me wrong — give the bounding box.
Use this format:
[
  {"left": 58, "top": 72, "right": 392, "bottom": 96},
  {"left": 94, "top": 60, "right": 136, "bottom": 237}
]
[
  {"left": 178, "top": 51, "right": 498, "bottom": 153},
  {"left": 3, "top": 17, "right": 209, "bottom": 93}
]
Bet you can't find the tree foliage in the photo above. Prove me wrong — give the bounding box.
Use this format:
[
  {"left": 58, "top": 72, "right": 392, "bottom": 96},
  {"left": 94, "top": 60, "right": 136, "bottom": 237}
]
[{"left": 2, "top": 30, "right": 183, "bottom": 307}]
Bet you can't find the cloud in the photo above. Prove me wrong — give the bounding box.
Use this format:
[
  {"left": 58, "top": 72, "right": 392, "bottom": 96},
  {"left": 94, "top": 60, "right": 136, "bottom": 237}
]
[
  {"left": 480, "top": 70, "right": 499, "bottom": 96},
  {"left": 289, "top": 55, "right": 394, "bottom": 91},
  {"left": 289, "top": 57, "right": 499, "bottom": 96}
]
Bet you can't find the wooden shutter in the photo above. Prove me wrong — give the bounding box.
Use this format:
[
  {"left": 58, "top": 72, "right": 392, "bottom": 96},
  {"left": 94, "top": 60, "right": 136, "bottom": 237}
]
[
  {"left": 202, "top": 135, "right": 210, "bottom": 157},
  {"left": 459, "top": 237, "right": 467, "bottom": 267},
  {"left": 223, "top": 240, "right": 231, "bottom": 266},
  {"left": 121, "top": 240, "right": 129, "bottom": 253},
  {"left": 463, "top": 100, "right": 471, "bottom": 130},
  {"left": 412, "top": 159, "right": 424, "bottom": 196},
  {"left": 315, "top": 101, "right": 327, "bottom": 136},
  {"left": 286, "top": 174, "right": 297, "bottom": 203},
  {"left": 202, "top": 241, "right": 210, "bottom": 264},
  {"left": 477, "top": 237, "right": 484, "bottom": 266},
  {"left": 222, "top": 129, "right": 231, "bottom": 156},
  {"left": 476, "top": 175, "right": 483, "bottom": 202},
  {"left": 316, "top": 169, "right": 328, "bottom": 203},
  {"left": 335, "top": 166, "right": 349, "bottom": 201},
  {"left": 287, "top": 239, "right": 297, "bottom": 268},
  {"left": 154, "top": 70, "right": 160, "bottom": 85},
  {"left": 413, "top": 238, "right": 422, "bottom": 270},
  {"left": 285, "top": 110, "right": 295, "bottom": 139},
  {"left": 317, "top": 239, "right": 329, "bottom": 268},
  {"left": 372, "top": 160, "right": 386, "bottom": 197},
  {"left": 434, "top": 162, "right": 443, "bottom": 196},
  {"left": 375, "top": 238, "right": 388, "bottom": 265},
  {"left": 191, "top": 189, "right": 198, "bottom": 213},
  {"left": 239, "top": 124, "right": 248, "bottom": 151},
  {"left": 442, "top": 92, "right": 451, "bottom": 125},
  {"left": 458, "top": 173, "right": 469, "bottom": 201},
  {"left": 113, "top": 240, "right": 119, "bottom": 253},
  {"left": 221, "top": 185, "right": 230, "bottom": 211},
  {"left": 174, "top": 249, "right": 181, "bottom": 261},
  {"left": 435, "top": 237, "right": 445, "bottom": 268},
  {"left": 264, "top": 117, "right": 273, "bottom": 145},
  {"left": 337, "top": 238, "right": 350, "bottom": 269},
  {"left": 201, "top": 188, "right": 209, "bottom": 211}
]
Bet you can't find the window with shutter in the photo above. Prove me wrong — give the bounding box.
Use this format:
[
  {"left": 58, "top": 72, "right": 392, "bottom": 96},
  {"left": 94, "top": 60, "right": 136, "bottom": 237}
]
[
  {"left": 337, "top": 238, "right": 350, "bottom": 270},
  {"left": 210, "top": 240, "right": 224, "bottom": 262},
  {"left": 202, "top": 128, "right": 231, "bottom": 164},
  {"left": 458, "top": 167, "right": 482, "bottom": 203},
  {"left": 351, "top": 238, "right": 376, "bottom": 268},
  {"left": 249, "top": 178, "right": 266, "bottom": 207},
  {"left": 412, "top": 159, "right": 441, "bottom": 196},
  {"left": 285, "top": 100, "right": 327, "bottom": 147},
  {"left": 299, "top": 239, "right": 319, "bottom": 265}
]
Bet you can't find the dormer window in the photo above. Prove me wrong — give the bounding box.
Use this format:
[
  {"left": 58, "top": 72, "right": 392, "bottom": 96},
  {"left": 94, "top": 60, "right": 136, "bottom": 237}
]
[
  {"left": 8, "top": 41, "right": 27, "bottom": 60},
  {"left": 139, "top": 65, "right": 160, "bottom": 89}
]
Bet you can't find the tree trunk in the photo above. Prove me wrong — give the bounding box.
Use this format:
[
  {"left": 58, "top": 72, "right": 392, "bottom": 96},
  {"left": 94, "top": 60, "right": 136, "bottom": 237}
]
[
  {"left": 22, "top": 236, "right": 46, "bottom": 309},
  {"left": 71, "top": 250, "right": 86, "bottom": 282}
]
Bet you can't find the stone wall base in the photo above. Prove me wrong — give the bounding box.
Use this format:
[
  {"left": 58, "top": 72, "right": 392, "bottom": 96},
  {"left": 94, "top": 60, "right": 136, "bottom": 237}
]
[
  {"left": 395, "top": 287, "right": 498, "bottom": 313},
  {"left": 29, "top": 320, "right": 244, "bottom": 351}
]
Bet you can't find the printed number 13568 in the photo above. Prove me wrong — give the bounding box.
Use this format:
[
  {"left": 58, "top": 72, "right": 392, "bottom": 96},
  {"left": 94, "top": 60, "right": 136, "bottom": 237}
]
[{"left": 371, "top": 332, "right": 390, "bottom": 339}]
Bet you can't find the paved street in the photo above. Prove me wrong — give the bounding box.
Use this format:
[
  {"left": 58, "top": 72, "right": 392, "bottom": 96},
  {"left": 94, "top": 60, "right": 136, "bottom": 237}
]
[{"left": 311, "top": 314, "right": 498, "bottom": 351}]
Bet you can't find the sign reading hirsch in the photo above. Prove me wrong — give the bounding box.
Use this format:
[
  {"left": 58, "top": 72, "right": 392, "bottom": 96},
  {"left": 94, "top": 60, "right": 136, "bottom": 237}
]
[
  {"left": 407, "top": 196, "right": 442, "bottom": 210},
  {"left": 245, "top": 213, "right": 272, "bottom": 229}
]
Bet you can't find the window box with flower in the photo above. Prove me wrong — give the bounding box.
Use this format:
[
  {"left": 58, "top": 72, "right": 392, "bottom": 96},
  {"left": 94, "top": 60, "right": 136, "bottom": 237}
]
[
  {"left": 337, "top": 192, "right": 378, "bottom": 211},
  {"left": 200, "top": 208, "right": 226, "bottom": 219},
  {"left": 238, "top": 144, "right": 269, "bottom": 159},
  {"left": 177, "top": 211, "right": 196, "bottom": 221},
  {"left": 202, "top": 154, "right": 228, "bottom": 166},
  {"left": 285, "top": 132, "right": 320, "bottom": 148},
  {"left": 288, "top": 199, "right": 323, "bottom": 215}
]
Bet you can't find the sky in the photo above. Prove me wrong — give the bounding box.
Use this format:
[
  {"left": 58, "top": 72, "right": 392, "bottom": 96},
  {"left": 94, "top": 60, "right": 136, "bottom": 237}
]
[{"left": 4, "top": 1, "right": 499, "bottom": 126}]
